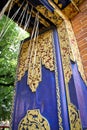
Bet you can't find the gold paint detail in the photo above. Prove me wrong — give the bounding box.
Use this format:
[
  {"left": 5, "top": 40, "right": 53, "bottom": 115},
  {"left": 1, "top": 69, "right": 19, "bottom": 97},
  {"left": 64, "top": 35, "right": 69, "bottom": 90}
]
[
  {"left": 17, "top": 31, "right": 54, "bottom": 92},
  {"left": 64, "top": 20, "right": 87, "bottom": 84},
  {"left": 57, "top": 22, "right": 72, "bottom": 85},
  {"left": 68, "top": 103, "right": 82, "bottom": 130},
  {"left": 18, "top": 109, "right": 50, "bottom": 130}
]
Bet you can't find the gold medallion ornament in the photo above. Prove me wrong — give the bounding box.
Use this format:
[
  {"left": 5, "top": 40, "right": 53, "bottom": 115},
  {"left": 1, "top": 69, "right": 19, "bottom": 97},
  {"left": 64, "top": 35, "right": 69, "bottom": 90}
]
[{"left": 18, "top": 109, "right": 50, "bottom": 130}]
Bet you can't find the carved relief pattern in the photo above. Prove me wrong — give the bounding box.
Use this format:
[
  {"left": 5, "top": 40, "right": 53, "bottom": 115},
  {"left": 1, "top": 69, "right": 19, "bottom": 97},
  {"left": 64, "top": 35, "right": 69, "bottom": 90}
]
[
  {"left": 17, "top": 31, "right": 54, "bottom": 92},
  {"left": 57, "top": 22, "right": 72, "bottom": 85},
  {"left": 18, "top": 109, "right": 50, "bottom": 130},
  {"left": 65, "top": 20, "right": 87, "bottom": 84},
  {"left": 68, "top": 103, "right": 82, "bottom": 130}
]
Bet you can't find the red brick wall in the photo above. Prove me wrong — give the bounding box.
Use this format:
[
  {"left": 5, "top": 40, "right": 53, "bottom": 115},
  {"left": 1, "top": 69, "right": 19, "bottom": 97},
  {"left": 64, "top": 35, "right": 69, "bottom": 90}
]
[{"left": 71, "top": 0, "right": 87, "bottom": 79}]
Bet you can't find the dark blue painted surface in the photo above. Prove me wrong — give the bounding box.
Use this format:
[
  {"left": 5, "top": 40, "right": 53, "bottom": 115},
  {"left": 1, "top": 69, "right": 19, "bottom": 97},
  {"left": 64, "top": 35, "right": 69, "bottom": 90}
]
[
  {"left": 68, "top": 75, "right": 79, "bottom": 109},
  {"left": 12, "top": 28, "right": 70, "bottom": 130},
  {"left": 12, "top": 66, "right": 59, "bottom": 130}
]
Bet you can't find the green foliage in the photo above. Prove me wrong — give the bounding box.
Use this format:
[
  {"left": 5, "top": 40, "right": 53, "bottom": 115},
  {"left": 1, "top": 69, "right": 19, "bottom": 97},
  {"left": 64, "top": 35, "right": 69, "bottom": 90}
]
[{"left": 0, "top": 15, "right": 29, "bottom": 121}]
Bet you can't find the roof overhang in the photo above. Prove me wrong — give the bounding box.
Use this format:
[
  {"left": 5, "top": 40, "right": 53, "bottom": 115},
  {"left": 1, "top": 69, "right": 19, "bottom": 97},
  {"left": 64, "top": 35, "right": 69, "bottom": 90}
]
[{"left": 0, "top": 0, "right": 84, "bottom": 33}]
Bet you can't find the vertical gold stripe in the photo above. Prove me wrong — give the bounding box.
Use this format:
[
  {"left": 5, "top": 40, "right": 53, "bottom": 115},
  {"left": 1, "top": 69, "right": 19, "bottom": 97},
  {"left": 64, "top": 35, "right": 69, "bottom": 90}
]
[{"left": 52, "top": 31, "right": 63, "bottom": 130}]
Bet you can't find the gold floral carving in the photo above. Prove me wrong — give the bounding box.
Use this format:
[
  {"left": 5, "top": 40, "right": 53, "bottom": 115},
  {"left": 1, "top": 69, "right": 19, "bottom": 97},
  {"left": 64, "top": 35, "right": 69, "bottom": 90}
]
[
  {"left": 57, "top": 22, "right": 72, "bottom": 85},
  {"left": 18, "top": 109, "right": 50, "bottom": 130},
  {"left": 68, "top": 103, "right": 82, "bottom": 130},
  {"left": 17, "top": 31, "right": 54, "bottom": 92}
]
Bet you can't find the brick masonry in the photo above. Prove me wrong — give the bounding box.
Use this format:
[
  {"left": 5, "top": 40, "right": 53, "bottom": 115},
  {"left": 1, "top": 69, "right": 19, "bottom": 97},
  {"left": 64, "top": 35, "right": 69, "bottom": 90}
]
[{"left": 71, "top": 0, "right": 87, "bottom": 79}]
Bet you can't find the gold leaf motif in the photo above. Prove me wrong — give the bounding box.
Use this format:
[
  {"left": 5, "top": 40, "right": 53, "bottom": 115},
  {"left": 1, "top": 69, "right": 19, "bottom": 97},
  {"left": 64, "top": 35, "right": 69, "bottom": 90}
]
[
  {"left": 18, "top": 109, "right": 50, "bottom": 130},
  {"left": 17, "top": 31, "right": 54, "bottom": 92},
  {"left": 68, "top": 103, "right": 82, "bottom": 130}
]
